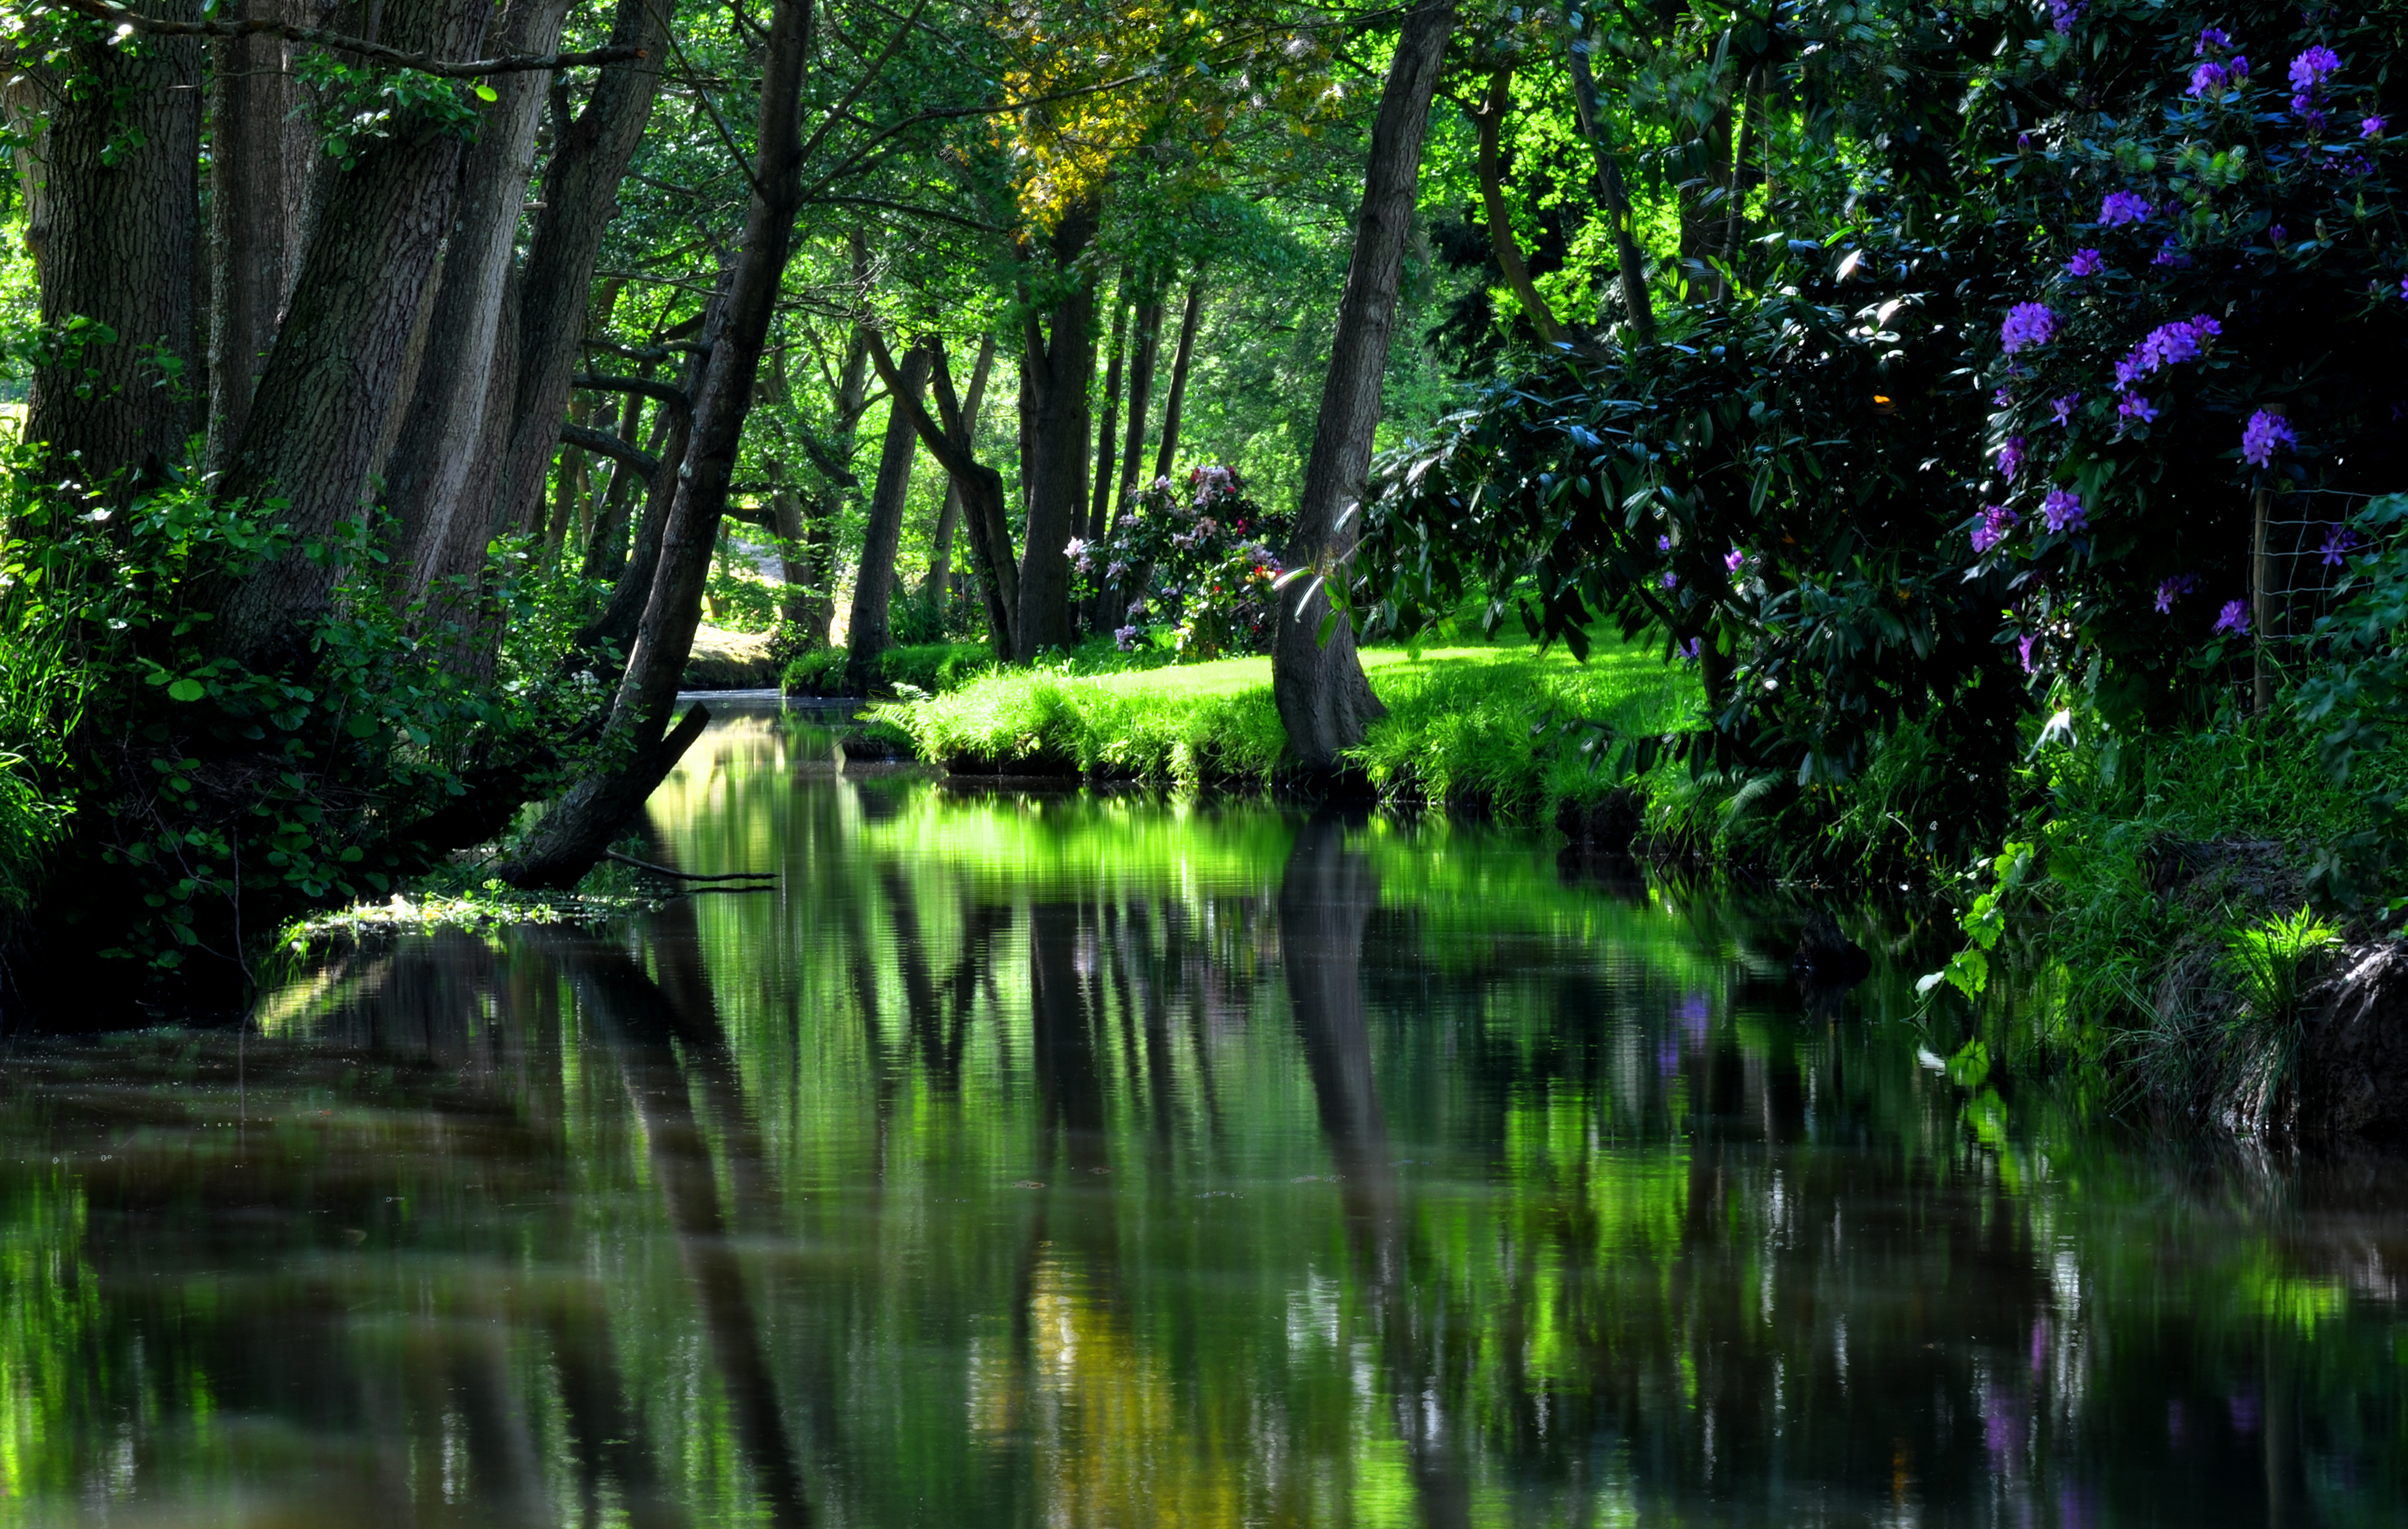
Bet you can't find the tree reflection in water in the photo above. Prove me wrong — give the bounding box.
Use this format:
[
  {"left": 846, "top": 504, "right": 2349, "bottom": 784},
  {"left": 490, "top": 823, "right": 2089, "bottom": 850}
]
[{"left": 0, "top": 711, "right": 2400, "bottom": 1524}]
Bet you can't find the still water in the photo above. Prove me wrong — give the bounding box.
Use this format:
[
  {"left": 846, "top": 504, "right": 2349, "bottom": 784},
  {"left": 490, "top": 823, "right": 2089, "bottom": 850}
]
[{"left": 1, "top": 699, "right": 2404, "bottom": 1526}]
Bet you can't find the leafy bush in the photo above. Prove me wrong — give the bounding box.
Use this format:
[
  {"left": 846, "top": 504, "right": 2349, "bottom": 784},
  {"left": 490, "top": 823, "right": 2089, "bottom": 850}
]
[
  {"left": 782, "top": 641, "right": 995, "bottom": 697},
  {"left": 1073, "top": 465, "right": 1292, "bottom": 661}
]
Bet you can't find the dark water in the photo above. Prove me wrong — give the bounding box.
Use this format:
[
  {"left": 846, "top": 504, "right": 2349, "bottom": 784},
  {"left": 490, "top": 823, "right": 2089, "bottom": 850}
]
[{"left": 2, "top": 701, "right": 2404, "bottom": 1527}]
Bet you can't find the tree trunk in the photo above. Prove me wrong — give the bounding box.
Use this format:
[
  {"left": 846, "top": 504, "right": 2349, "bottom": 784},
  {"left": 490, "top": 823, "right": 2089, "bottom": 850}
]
[
  {"left": 1115, "top": 286, "right": 1164, "bottom": 507},
  {"left": 922, "top": 333, "right": 995, "bottom": 611},
  {"left": 843, "top": 342, "right": 930, "bottom": 695},
  {"left": 1151, "top": 277, "right": 1204, "bottom": 481},
  {"left": 384, "top": 0, "right": 570, "bottom": 595},
  {"left": 480, "top": 0, "right": 674, "bottom": 553},
  {"left": 205, "top": 2, "right": 307, "bottom": 472},
  {"left": 580, "top": 378, "right": 653, "bottom": 581},
  {"left": 501, "top": 0, "right": 811, "bottom": 890},
  {"left": 1015, "top": 204, "right": 1099, "bottom": 660},
  {"left": 1088, "top": 290, "right": 1127, "bottom": 537},
  {"left": 1679, "top": 86, "right": 1735, "bottom": 303},
  {"left": 210, "top": 0, "right": 497, "bottom": 673},
  {"left": 870, "top": 333, "right": 1017, "bottom": 660},
  {"left": 1272, "top": 0, "right": 1456, "bottom": 770},
  {"left": 579, "top": 287, "right": 719, "bottom": 660},
  {"left": 1564, "top": 7, "right": 1655, "bottom": 342},
  {"left": 1467, "top": 66, "right": 1568, "bottom": 347},
  {"left": 23, "top": 6, "right": 204, "bottom": 491}
]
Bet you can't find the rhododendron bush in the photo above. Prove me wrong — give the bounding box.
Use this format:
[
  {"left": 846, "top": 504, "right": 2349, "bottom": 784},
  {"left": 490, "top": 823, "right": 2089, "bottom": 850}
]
[
  {"left": 1363, "top": 1, "right": 2408, "bottom": 789},
  {"left": 1071, "top": 466, "right": 1293, "bottom": 662}
]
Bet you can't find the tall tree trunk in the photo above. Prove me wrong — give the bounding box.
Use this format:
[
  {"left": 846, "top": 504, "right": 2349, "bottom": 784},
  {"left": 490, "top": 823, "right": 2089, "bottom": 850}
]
[
  {"left": 1467, "top": 66, "right": 1567, "bottom": 347},
  {"left": 922, "top": 334, "right": 994, "bottom": 611},
  {"left": 843, "top": 342, "right": 930, "bottom": 695},
  {"left": 579, "top": 286, "right": 720, "bottom": 660},
  {"left": 1271, "top": 0, "right": 1455, "bottom": 770},
  {"left": 869, "top": 333, "right": 1016, "bottom": 660},
  {"left": 1115, "top": 286, "right": 1164, "bottom": 507},
  {"left": 205, "top": 2, "right": 306, "bottom": 471},
  {"left": 385, "top": 0, "right": 571, "bottom": 595},
  {"left": 210, "top": 0, "right": 497, "bottom": 672},
  {"left": 777, "top": 303, "right": 873, "bottom": 649},
  {"left": 1563, "top": 5, "right": 1655, "bottom": 342},
  {"left": 501, "top": 0, "right": 812, "bottom": 890},
  {"left": 1088, "top": 289, "right": 1127, "bottom": 537},
  {"left": 23, "top": 6, "right": 204, "bottom": 491},
  {"left": 581, "top": 379, "right": 653, "bottom": 581},
  {"left": 1150, "top": 277, "right": 1204, "bottom": 481},
  {"left": 1015, "top": 205, "right": 1100, "bottom": 659},
  {"left": 478, "top": 0, "right": 674, "bottom": 553}
]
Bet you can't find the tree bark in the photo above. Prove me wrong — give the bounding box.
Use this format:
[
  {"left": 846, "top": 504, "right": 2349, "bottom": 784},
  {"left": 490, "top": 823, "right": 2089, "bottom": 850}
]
[
  {"left": 1150, "top": 277, "right": 1204, "bottom": 481},
  {"left": 1467, "top": 66, "right": 1567, "bottom": 347},
  {"left": 922, "top": 333, "right": 994, "bottom": 611},
  {"left": 1015, "top": 205, "right": 1099, "bottom": 659},
  {"left": 384, "top": 0, "right": 570, "bottom": 597},
  {"left": 501, "top": 0, "right": 810, "bottom": 890},
  {"left": 579, "top": 374, "right": 653, "bottom": 581},
  {"left": 869, "top": 332, "right": 1016, "bottom": 660},
  {"left": 478, "top": 0, "right": 672, "bottom": 555},
  {"left": 1087, "top": 289, "right": 1127, "bottom": 538},
  {"left": 1563, "top": 7, "right": 1655, "bottom": 342},
  {"left": 205, "top": 1, "right": 306, "bottom": 471},
  {"left": 843, "top": 340, "right": 929, "bottom": 695},
  {"left": 1115, "top": 285, "right": 1164, "bottom": 507},
  {"left": 1272, "top": 0, "right": 1455, "bottom": 771},
  {"left": 23, "top": 5, "right": 204, "bottom": 491},
  {"left": 579, "top": 285, "right": 720, "bottom": 660},
  {"left": 210, "top": 0, "right": 497, "bottom": 672}
]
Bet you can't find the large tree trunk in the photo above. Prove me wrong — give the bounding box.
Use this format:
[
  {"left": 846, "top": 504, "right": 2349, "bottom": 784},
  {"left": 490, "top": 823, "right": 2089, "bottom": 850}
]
[
  {"left": 23, "top": 6, "right": 204, "bottom": 491},
  {"left": 581, "top": 376, "right": 653, "bottom": 581},
  {"left": 385, "top": 0, "right": 572, "bottom": 597},
  {"left": 205, "top": 2, "right": 307, "bottom": 472},
  {"left": 922, "top": 334, "right": 994, "bottom": 611},
  {"left": 477, "top": 0, "right": 674, "bottom": 555},
  {"left": 1467, "top": 66, "right": 1567, "bottom": 347},
  {"left": 869, "top": 333, "right": 1016, "bottom": 660},
  {"left": 1272, "top": 0, "right": 1456, "bottom": 770},
  {"left": 501, "top": 0, "right": 810, "bottom": 890},
  {"left": 1564, "top": 7, "right": 1655, "bottom": 341},
  {"left": 843, "top": 341, "right": 930, "bottom": 695},
  {"left": 210, "top": 0, "right": 498, "bottom": 672},
  {"left": 1015, "top": 203, "right": 1099, "bottom": 660},
  {"left": 1150, "top": 277, "right": 1204, "bottom": 481}
]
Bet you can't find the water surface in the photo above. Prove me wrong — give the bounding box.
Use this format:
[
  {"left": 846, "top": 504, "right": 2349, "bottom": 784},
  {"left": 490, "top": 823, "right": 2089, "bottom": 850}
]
[{"left": 2, "top": 701, "right": 2403, "bottom": 1525}]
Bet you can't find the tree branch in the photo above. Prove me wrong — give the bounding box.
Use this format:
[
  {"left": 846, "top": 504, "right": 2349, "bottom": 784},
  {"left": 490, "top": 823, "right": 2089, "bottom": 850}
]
[
  {"left": 560, "top": 422, "right": 659, "bottom": 480},
  {"left": 52, "top": 0, "right": 648, "bottom": 77},
  {"left": 572, "top": 371, "right": 690, "bottom": 406}
]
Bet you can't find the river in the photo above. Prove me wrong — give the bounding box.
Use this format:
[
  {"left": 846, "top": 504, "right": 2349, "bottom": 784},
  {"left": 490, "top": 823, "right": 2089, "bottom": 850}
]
[{"left": 0, "top": 698, "right": 2401, "bottom": 1525}]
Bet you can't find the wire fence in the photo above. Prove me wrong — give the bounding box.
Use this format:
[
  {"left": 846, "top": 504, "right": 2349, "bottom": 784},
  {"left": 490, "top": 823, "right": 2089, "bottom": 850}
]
[{"left": 2259, "top": 487, "right": 2373, "bottom": 649}]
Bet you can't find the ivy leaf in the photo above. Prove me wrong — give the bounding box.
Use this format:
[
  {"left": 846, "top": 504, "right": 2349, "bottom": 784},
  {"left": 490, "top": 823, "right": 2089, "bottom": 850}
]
[{"left": 167, "top": 678, "right": 205, "bottom": 703}]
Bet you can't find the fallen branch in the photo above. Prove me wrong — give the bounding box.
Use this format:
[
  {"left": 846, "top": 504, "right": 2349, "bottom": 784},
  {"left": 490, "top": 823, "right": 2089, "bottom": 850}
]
[
  {"left": 51, "top": 0, "right": 647, "bottom": 77},
  {"left": 604, "top": 850, "right": 777, "bottom": 882}
]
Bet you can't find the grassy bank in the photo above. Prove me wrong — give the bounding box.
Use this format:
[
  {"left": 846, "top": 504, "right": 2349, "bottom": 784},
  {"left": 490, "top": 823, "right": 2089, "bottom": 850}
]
[{"left": 877, "top": 640, "right": 1697, "bottom": 816}]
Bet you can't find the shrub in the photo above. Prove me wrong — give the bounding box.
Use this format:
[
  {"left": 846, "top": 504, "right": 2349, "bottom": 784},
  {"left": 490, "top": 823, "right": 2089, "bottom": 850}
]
[{"left": 1073, "top": 465, "right": 1293, "bottom": 661}]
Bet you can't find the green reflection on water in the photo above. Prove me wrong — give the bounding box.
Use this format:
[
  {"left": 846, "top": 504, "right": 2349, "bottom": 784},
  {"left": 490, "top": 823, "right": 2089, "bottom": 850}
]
[{"left": 0, "top": 703, "right": 2400, "bottom": 1525}]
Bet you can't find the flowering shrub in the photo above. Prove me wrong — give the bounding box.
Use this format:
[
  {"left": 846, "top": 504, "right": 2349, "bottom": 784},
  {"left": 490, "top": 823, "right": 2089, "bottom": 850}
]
[{"left": 1070, "top": 465, "right": 1294, "bottom": 662}]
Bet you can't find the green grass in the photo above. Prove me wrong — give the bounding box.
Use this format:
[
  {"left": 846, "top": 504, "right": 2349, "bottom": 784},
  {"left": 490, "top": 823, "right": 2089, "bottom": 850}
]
[
  {"left": 782, "top": 640, "right": 998, "bottom": 698},
  {"left": 878, "top": 639, "right": 1700, "bottom": 816}
]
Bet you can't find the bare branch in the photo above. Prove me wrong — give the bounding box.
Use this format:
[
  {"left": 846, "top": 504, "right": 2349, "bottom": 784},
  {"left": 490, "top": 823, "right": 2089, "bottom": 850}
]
[
  {"left": 560, "top": 423, "right": 659, "bottom": 480},
  {"left": 572, "top": 371, "right": 690, "bottom": 406}
]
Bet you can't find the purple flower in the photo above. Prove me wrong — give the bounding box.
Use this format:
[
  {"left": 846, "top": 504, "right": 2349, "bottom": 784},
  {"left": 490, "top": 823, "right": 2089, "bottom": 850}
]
[
  {"left": 2152, "top": 238, "right": 2191, "bottom": 268},
  {"left": 1971, "top": 505, "right": 2019, "bottom": 555},
  {"left": 2366, "top": 116, "right": 2389, "bottom": 139},
  {"left": 2018, "top": 633, "right": 2037, "bottom": 674},
  {"left": 2051, "top": 393, "right": 2081, "bottom": 426},
  {"left": 1656, "top": 534, "right": 1672, "bottom": 553},
  {"left": 1679, "top": 638, "right": 1701, "bottom": 660},
  {"left": 2155, "top": 573, "right": 2197, "bottom": 613},
  {"left": 2041, "top": 487, "right": 2087, "bottom": 534},
  {"left": 2271, "top": 225, "right": 2288, "bottom": 246},
  {"left": 2295, "top": 99, "right": 2330, "bottom": 133},
  {"left": 2117, "top": 393, "right": 2159, "bottom": 429},
  {"left": 2241, "top": 409, "right": 2296, "bottom": 467},
  {"left": 2188, "top": 61, "right": 2229, "bottom": 98},
  {"left": 2045, "top": 0, "right": 2084, "bottom": 34},
  {"left": 1724, "top": 548, "right": 1745, "bottom": 573},
  {"left": 2065, "top": 248, "right": 2104, "bottom": 277},
  {"left": 1995, "top": 387, "right": 2014, "bottom": 408},
  {"left": 2122, "top": 315, "right": 2222, "bottom": 379},
  {"left": 2195, "top": 28, "right": 2229, "bottom": 56},
  {"left": 1660, "top": 571, "right": 1679, "bottom": 590},
  {"left": 2099, "top": 191, "right": 2153, "bottom": 227},
  {"left": 2231, "top": 56, "right": 2249, "bottom": 82},
  {"left": 1999, "top": 435, "right": 2029, "bottom": 481},
  {"left": 2400, "top": 274, "right": 2408, "bottom": 302},
  {"left": 1114, "top": 625, "right": 1141, "bottom": 651},
  {"left": 2290, "top": 46, "right": 2343, "bottom": 93},
  {"left": 2320, "top": 525, "right": 2362, "bottom": 567},
  {"left": 2213, "top": 599, "right": 2251, "bottom": 637},
  {"left": 2001, "top": 302, "right": 2058, "bottom": 354}
]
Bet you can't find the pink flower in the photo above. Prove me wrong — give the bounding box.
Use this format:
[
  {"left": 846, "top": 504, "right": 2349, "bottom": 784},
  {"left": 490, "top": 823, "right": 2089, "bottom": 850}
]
[{"left": 1724, "top": 548, "right": 1745, "bottom": 573}]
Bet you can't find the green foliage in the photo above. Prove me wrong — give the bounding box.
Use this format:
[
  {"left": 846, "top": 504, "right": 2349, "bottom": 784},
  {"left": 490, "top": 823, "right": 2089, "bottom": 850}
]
[
  {"left": 1073, "top": 465, "right": 1291, "bottom": 661},
  {"left": 781, "top": 641, "right": 996, "bottom": 698},
  {"left": 2223, "top": 904, "right": 2342, "bottom": 1030}
]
